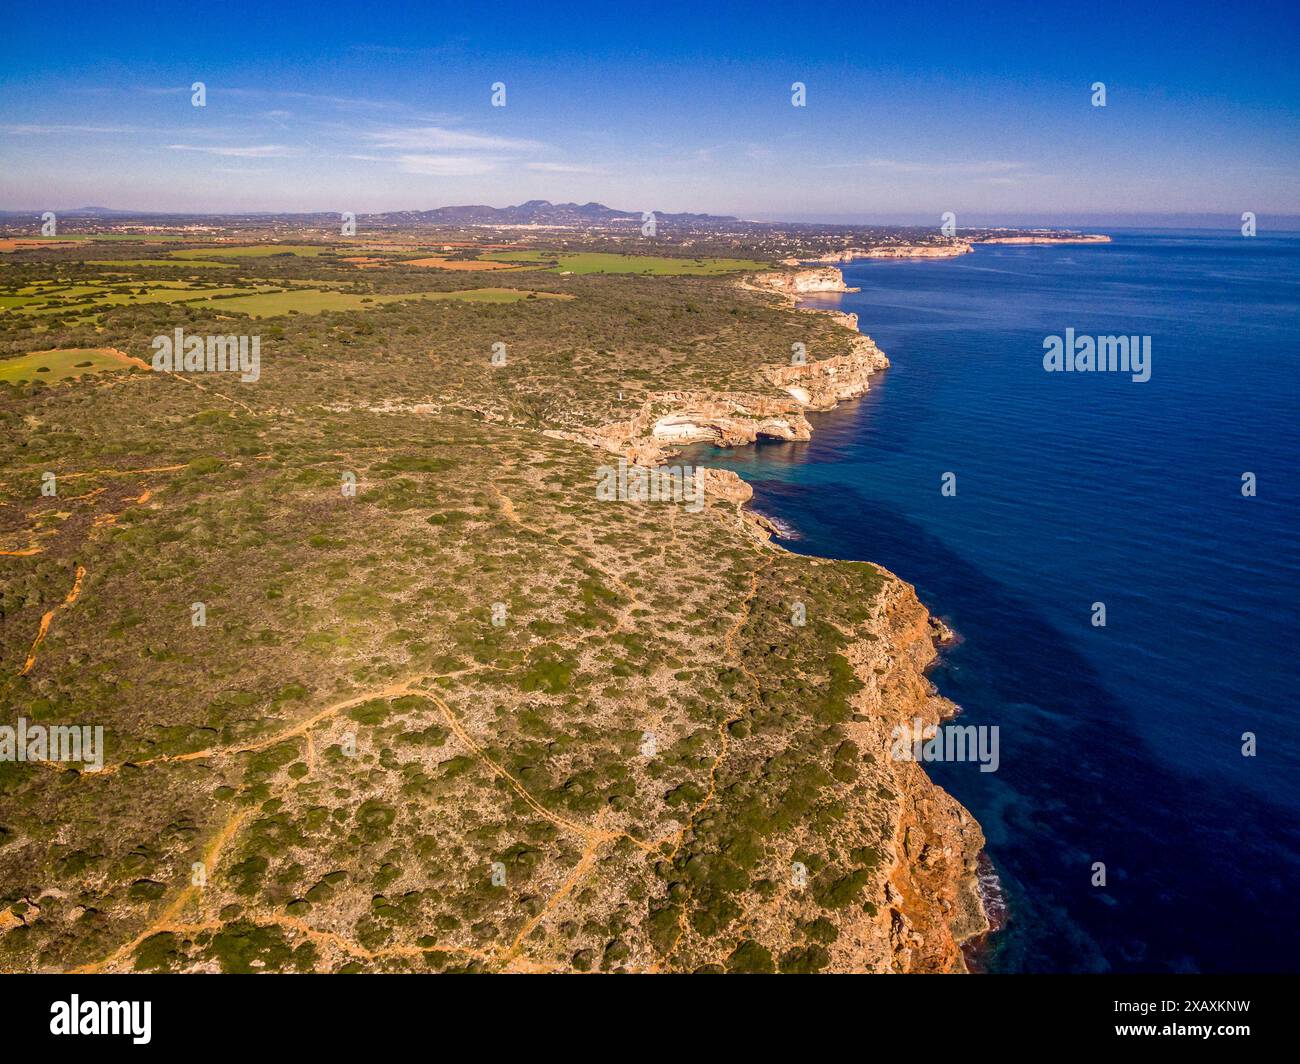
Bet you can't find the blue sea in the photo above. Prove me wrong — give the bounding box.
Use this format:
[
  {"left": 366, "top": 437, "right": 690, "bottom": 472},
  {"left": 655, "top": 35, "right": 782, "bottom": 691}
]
[{"left": 686, "top": 230, "right": 1300, "bottom": 972}]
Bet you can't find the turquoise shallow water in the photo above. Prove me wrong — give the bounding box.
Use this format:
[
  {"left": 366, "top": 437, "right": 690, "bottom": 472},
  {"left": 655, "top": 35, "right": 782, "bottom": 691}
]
[{"left": 682, "top": 231, "right": 1300, "bottom": 972}]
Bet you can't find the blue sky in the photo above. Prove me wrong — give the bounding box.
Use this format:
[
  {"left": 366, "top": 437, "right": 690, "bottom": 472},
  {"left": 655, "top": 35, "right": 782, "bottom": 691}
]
[{"left": 2, "top": 0, "right": 1297, "bottom": 223}]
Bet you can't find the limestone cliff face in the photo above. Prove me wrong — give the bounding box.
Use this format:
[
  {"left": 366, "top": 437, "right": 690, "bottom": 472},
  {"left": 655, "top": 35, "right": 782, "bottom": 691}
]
[
  {"left": 863, "top": 242, "right": 973, "bottom": 259},
  {"left": 561, "top": 390, "right": 815, "bottom": 468},
  {"left": 699, "top": 466, "right": 753, "bottom": 505},
  {"left": 562, "top": 273, "right": 990, "bottom": 973},
  {"left": 649, "top": 391, "right": 813, "bottom": 449},
  {"left": 838, "top": 576, "right": 989, "bottom": 972},
  {"left": 565, "top": 352, "right": 890, "bottom": 468},
  {"left": 801, "top": 244, "right": 973, "bottom": 263},
  {"left": 976, "top": 233, "right": 1110, "bottom": 245},
  {"left": 750, "top": 267, "right": 858, "bottom": 294},
  {"left": 569, "top": 272, "right": 891, "bottom": 468},
  {"left": 764, "top": 334, "right": 890, "bottom": 409},
  {"left": 805, "top": 248, "right": 868, "bottom": 264}
]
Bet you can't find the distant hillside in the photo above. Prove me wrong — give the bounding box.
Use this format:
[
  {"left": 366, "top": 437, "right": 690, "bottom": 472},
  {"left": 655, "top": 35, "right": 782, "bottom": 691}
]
[
  {"left": 0, "top": 199, "right": 738, "bottom": 227},
  {"left": 366, "top": 200, "right": 737, "bottom": 226}
]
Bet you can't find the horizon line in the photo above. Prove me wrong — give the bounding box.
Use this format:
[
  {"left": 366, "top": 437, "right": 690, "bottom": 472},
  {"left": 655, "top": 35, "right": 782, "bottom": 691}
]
[{"left": 4, "top": 203, "right": 1300, "bottom": 233}]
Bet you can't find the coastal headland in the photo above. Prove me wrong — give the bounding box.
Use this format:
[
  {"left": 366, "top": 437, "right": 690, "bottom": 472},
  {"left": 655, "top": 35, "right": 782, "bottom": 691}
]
[
  {"left": 0, "top": 225, "right": 1106, "bottom": 973},
  {"left": 565, "top": 262, "right": 997, "bottom": 969},
  {"left": 802, "top": 232, "right": 1111, "bottom": 264}
]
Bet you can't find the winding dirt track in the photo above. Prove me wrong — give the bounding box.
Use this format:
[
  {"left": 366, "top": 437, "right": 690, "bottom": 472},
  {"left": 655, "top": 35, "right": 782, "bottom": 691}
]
[
  {"left": 17, "top": 565, "right": 85, "bottom": 676},
  {"left": 61, "top": 475, "right": 766, "bottom": 972},
  {"left": 14, "top": 482, "right": 158, "bottom": 677},
  {"left": 72, "top": 808, "right": 253, "bottom": 974}
]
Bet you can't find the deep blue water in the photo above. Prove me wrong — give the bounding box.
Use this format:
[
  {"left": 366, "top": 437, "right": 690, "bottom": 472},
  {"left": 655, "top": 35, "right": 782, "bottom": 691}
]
[{"left": 685, "top": 230, "right": 1300, "bottom": 972}]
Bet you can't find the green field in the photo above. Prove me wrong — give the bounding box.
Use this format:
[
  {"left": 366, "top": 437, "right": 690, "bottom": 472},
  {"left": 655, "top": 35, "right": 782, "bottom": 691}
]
[
  {"left": 0, "top": 278, "right": 572, "bottom": 322},
  {"left": 86, "top": 259, "right": 237, "bottom": 269},
  {"left": 418, "top": 287, "right": 572, "bottom": 303},
  {"left": 0, "top": 280, "right": 280, "bottom": 317},
  {"left": 170, "top": 244, "right": 332, "bottom": 259},
  {"left": 487, "top": 251, "right": 772, "bottom": 275},
  {"left": 179, "top": 286, "right": 571, "bottom": 317},
  {"left": 0, "top": 347, "right": 142, "bottom": 385}
]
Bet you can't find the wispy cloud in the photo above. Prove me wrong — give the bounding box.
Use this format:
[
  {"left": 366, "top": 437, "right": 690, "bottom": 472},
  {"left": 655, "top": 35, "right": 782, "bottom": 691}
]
[
  {"left": 167, "top": 143, "right": 298, "bottom": 158},
  {"left": 395, "top": 154, "right": 501, "bottom": 176},
  {"left": 363, "top": 125, "right": 542, "bottom": 152},
  {"left": 348, "top": 41, "right": 470, "bottom": 58},
  {"left": 138, "top": 85, "right": 400, "bottom": 110},
  {"left": 2, "top": 123, "right": 146, "bottom": 135},
  {"left": 526, "top": 161, "right": 606, "bottom": 174},
  {"left": 353, "top": 123, "right": 545, "bottom": 176}
]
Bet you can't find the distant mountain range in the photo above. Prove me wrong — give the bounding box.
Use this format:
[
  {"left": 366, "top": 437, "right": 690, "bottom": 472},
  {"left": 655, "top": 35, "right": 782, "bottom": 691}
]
[
  {"left": 367, "top": 200, "right": 737, "bottom": 226},
  {"left": 0, "top": 201, "right": 738, "bottom": 226},
  {"left": 10, "top": 206, "right": 143, "bottom": 218}
]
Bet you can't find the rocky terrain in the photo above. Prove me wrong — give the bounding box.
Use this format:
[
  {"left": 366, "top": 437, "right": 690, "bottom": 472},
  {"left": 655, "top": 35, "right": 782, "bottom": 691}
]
[
  {"left": 556, "top": 269, "right": 989, "bottom": 969},
  {"left": 0, "top": 241, "right": 987, "bottom": 974}
]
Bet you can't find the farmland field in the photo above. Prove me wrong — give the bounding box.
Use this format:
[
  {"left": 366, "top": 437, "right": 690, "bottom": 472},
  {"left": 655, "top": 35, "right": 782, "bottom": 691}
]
[
  {"left": 170, "top": 244, "right": 333, "bottom": 259},
  {"left": 85, "top": 259, "right": 238, "bottom": 269},
  {"left": 486, "top": 251, "right": 772, "bottom": 275},
  {"left": 176, "top": 286, "right": 572, "bottom": 317},
  {"left": 1, "top": 280, "right": 287, "bottom": 317},
  {"left": 0, "top": 347, "right": 146, "bottom": 385},
  {"left": 0, "top": 277, "right": 571, "bottom": 322}
]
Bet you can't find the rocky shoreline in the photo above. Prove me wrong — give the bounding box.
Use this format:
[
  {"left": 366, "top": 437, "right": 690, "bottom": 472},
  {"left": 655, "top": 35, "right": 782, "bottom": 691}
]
[
  {"left": 740, "top": 267, "right": 991, "bottom": 970},
  {"left": 847, "top": 577, "right": 989, "bottom": 971},
  {"left": 567, "top": 263, "right": 993, "bottom": 970},
  {"left": 800, "top": 232, "right": 1111, "bottom": 264},
  {"left": 976, "top": 233, "right": 1111, "bottom": 245}
]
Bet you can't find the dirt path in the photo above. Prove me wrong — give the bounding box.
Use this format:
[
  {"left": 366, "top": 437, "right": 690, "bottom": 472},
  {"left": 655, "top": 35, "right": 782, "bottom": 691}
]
[
  {"left": 101, "top": 347, "right": 151, "bottom": 371},
  {"left": 70, "top": 668, "right": 609, "bottom": 972},
  {"left": 501, "top": 809, "right": 610, "bottom": 964},
  {"left": 18, "top": 564, "right": 85, "bottom": 676},
  {"left": 15, "top": 483, "right": 158, "bottom": 677},
  {"left": 426, "top": 687, "right": 656, "bottom": 855},
  {"left": 168, "top": 371, "right": 257, "bottom": 415},
  {"left": 72, "top": 807, "right": 253, "bottom": 973},
  {"left": 52, "top": 480, "right": 764, "bottom": 972},
  {"left": 85, "top": 674, "right": 434, "bottom": 777},
  {"left": 56, "top": 463, "right": 187, "bottom": 481}
]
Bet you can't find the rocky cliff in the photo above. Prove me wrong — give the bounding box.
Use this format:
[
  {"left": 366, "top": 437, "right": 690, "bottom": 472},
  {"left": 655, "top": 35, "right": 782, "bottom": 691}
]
[
  {"left": 750, "top": 266, "right": 859, "bottom": 294},
  {"left": 563, "top": 268, "right": 990, "bottom": 970},
  {"left": 562, "top": 336, "right": 890, "bottom": 468},
  {"left": 763, "top": 333, "right": 890, "bottom": 408},
  {"left": 863, "top": 242, "right": 973, "bottom": 259},
  {"left": 570, "top": 268, "right": 890, "bottom": 465},
  {"left": 838, "top": 577, "right": 989, "bottom": 971},
  {"left": 975, "top": 233, "right": 1110, "bottom": 245}
]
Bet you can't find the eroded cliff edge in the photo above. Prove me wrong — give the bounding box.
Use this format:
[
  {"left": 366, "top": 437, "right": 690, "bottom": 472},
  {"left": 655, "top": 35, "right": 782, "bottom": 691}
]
[
  {"left": 554, "top": 270, "right": 890, "bottom": 469},
  {"left": 849, "top": 577, "right": 989, "bottom": 971},
  {"left": 566, "top": 265, "right": 991, "bottom": 971}
]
